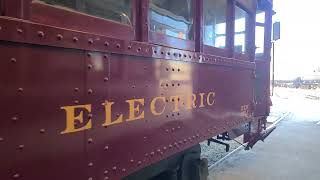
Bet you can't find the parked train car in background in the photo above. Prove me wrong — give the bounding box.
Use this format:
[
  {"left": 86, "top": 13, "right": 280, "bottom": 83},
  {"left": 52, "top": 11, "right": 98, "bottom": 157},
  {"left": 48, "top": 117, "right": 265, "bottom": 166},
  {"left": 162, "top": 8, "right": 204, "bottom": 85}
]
[{"left": 0, "top": 0, "right": 277, "bottom": 180}]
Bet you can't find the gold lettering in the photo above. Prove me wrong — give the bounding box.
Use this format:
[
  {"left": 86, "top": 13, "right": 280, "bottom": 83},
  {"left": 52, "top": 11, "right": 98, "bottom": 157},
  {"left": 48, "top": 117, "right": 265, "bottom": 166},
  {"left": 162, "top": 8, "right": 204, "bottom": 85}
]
[
  {"left": 170, "top": 95, "right": 181, "bottom": 112},
  {"left": 60, "top": 104, "right": 92, "bottom": 134},
  {"left": 186, "top": 94, "right": 197, "bottom": 109},
  {"left": 207, "top": 92, "right": 215, "bottom": 106},
  {"left": 102, "top": 101, "right": 123, "bottom": 127},
  {"left": 199, "top": 93, "right": 206, "bottom": 108},
  {"left": 150, "top": 96, "right": 166, "bottom": 116},
  {"left": 126, "top": 99, "right": 145, "bottom": 121}
]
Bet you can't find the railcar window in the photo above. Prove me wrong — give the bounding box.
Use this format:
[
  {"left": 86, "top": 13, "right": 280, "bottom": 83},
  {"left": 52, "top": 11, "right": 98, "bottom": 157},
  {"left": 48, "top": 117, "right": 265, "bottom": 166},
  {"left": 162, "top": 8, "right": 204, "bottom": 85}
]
[
  {"left": 149, "top": 0, "right": 194, "bottom": 40},
  {"left": 256, "top": 10, "right": 265, "bottom": 23},
  {"left": 255, "top": 26, "right": 265, "bottom": 57},
  {"left": 35, "top": 0, "right": 132, "bottom": 25},
  {"left": 234, "top": 6, "right": 249, "bottom": 54},
  {"left": 203, "top": 0, "right": 227, "bottom": 48}
]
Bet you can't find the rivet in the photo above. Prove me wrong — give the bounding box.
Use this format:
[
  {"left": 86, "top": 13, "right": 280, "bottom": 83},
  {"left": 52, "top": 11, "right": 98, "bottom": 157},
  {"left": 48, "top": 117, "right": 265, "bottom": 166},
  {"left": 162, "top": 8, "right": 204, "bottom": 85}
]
[
  {"left": 87, "top": 53, "right": 92, "bottom": 57},
  {"left": 18, "top": 145, "right": 24, "bottom": 150},
  {"left": 104, "top": 177, "right": 109, "bottom": 180},
  {"left": 150, "top": 152, "right": 155, "bottom": 156},
  {"left": 88, "top": 177, "right": 93, "bottom": 180},
  {"left": 137, "top": 47, "right": 141, "bottom": 52},
  {"left": 37, "top": 31, "right": 45, "bottom": 38},
  {"left": 122, "top": 168, "right": 126, "bottom": 172},
  {"left": 112, "top": 166, "right": 117, "bottom": 171},
  {"left": 116, "top": 44, "right": 121, "bottom": 48},
  {"left": 11, "top": 58, "right": 17, "bottom": 63},
  {"left": 17, "top": 29, "right": 23, "bottom": 34},
  {"left": 132, "top": 85, "right": 135, "bottom": 89},
  {"left": 88, "top": 39, "right": 94, "bottom": 44},
  {"left": 177, "top": 126, "right": 181, "bottom": 129},
  {"left": 73, "top": 37, "right": 78, "bottom": 42},
  {"left": 40, "top": 129, "right": 45, "bottom": 133},
  {"left": 88, "top": 138, "right": 93, "bottom": 144},
  {"left": 130, "top": 159, "right": 134, "bottom": 163},
  {"left": 74, "top": 100, "right": 79, "bottom": 104},
  {"left": 104, "top": 41, "right": 110, "bottom": 47},
  {"left": 104, "top": 170, "right": 109, "bottom": 175},
  {"left": 74, "top": 88, "right": 79, "bottom": 92},
  {"left": 72, "top": 37, "right": 79, "bottom": 42},
  {"left": 0, "top": 26, "right": 2, "bottom": 30},
  {"left": 88, "top": 89, "right": 93, "bottom": 94},
  {"left": 103, "top": 54, "right": 108, "bottom": 59},
  {"left": 17, "top": 88, "right": 23, "bottom": 93},
  {"left": 88, "top": 114, "right": 93, "bottom": 119},
  {"left": 128, "top": 45, "right": 132, "bottom": 50},
  {"left": 0, "top": 137, "right": 4, "bottom": 142},
  {"left": 104, "top": 146, "right": 109, "bottom": 150},
  {"left": 171, "top": 128, "right": 175, "bottom": 131},
  {"left": 104, "top": 77, "right": 109, "bottom": 82},
  {"left": 88, "top": 162, "right": 93, "bottom": 167},
  {"left": 163, "top": 146, "right": 167, "bottom": 150},
  {"left": 169, "top": 144, "right": 173, "bottom": 148},
  {"left": 165, "top": 129, "right": 169, "bottom": 133},
  {"left": 56, "top": 34, "right": 63, "bottom": 40},
  {"left": 11, "top": 116, "right": 18, "bottom": 122},
  {"left": 138, "top": 161, "right": 142, "bottom": 165},
  {"left": 184, "top": 139, "right": 187, "bottom": 142},
  {"left": 12, "top": 173, "right": 20, "bottom": 179},
  {"left": 157, "top": 149, "right": 161, "bottom": 153},
  {"left": 88, "top": 64, "right": 93, "bottom": 69}
]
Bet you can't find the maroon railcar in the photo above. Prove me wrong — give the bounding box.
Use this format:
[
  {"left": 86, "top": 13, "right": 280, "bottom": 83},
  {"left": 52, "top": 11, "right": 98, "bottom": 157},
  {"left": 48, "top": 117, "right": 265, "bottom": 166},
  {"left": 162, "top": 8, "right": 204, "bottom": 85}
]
[{"left": 0, "top": 0, "right": 275, "bottom": 180}]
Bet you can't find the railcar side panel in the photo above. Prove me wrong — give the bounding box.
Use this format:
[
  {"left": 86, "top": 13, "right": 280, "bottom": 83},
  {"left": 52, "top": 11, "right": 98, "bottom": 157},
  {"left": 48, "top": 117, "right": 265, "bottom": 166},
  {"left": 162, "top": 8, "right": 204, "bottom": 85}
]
[{"left": 0, "top": 42, "right": 254, "bottom": 180}]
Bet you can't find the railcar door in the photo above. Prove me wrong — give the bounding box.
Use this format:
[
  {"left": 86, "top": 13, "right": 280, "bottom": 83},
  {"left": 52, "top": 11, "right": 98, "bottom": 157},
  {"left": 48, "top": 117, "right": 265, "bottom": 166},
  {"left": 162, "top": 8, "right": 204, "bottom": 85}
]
[{"left": 254, "top": 6, "right": 272, "bottom": 117}]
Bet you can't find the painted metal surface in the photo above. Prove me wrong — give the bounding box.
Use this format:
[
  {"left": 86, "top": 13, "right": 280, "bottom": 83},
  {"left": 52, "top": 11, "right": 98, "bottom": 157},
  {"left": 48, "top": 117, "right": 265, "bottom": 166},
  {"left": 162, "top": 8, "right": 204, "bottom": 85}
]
[
  {"left": 0, "top": 40, "right": 254, "bottom": 179},
  {"left": 0, "top": 0, "right": 274, "bottom": 179}
]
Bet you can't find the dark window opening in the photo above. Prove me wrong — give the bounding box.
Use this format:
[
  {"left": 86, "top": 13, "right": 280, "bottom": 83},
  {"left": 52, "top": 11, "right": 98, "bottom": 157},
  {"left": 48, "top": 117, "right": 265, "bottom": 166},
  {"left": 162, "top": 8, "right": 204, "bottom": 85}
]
[{"left": 149, "top": 0, "right": 194, "bottom": 40}]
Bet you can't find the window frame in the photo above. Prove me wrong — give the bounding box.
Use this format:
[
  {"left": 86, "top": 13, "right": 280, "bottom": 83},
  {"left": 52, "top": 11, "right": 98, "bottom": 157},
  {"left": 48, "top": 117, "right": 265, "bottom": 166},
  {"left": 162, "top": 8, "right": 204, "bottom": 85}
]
[
  {"left": 202, "top": 0, "right": 230, "bottom": 57},
  {"left": 255, "top": 11, "right": 266, "bottom": 60},
  {"left": 29, "top": 0, "right": 137, "bottom": 40},
  {"left": 145, "top": 0, "right": 197, "bottom": 51},
  {"left": 233, "top": 1, "right": 255, "bottom": 61}
]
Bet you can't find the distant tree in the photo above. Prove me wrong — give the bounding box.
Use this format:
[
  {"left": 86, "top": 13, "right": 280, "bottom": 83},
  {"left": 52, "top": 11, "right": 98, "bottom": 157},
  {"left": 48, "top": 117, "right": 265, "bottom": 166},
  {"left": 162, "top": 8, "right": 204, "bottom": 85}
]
[{"left": 293, "top": 77, "right": 303, "bottom": 88}]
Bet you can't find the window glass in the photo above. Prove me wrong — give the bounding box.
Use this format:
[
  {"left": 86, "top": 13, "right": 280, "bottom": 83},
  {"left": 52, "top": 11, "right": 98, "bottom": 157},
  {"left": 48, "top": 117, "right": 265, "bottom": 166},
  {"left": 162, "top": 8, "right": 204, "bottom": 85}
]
[
  {"left": 234, "top": 6, "right": 249, "bottom": 54},
  {"left": 256, "top": 10, "right": 265, "bottom": 23},
  {"left": 35, "top": 0, "right": 132, "bottom": 25},
  {"left": 203, "top": 0, "right": 227, "bottom": 48},
  {"left": 255, "top": 26, "right": 264, "bottom": 57},
  {"left": 149, "top": 0, "right": 194, "bottom": 40}
]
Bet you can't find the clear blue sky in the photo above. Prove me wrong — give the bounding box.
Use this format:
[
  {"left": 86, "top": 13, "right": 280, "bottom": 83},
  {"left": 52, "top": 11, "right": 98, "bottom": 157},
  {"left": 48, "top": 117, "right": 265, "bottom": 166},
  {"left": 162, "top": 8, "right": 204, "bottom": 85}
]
[{"left": 273, "top": 0, "right": 320, "bottom": 80}]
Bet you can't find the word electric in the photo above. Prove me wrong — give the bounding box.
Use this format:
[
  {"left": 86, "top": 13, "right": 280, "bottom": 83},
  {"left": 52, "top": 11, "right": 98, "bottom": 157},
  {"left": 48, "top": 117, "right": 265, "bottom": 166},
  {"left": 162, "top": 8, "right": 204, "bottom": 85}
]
[{"left": 60, "top": 91, "right": 216, "bottom": 134}]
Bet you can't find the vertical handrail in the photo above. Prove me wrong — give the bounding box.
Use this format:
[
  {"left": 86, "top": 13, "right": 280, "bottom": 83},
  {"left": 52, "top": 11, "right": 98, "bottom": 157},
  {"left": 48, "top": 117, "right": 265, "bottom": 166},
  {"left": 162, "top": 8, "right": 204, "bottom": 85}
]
[{"left": 272, "top": 41, "right": 275, "bottom": 96}]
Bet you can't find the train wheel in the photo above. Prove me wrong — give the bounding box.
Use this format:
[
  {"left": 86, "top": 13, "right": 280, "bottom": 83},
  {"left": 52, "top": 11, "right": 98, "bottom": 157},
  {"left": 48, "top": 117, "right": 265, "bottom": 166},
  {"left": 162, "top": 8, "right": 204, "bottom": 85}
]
[{"left": 123, "top": 144, "right": 208, "bottom": 180}]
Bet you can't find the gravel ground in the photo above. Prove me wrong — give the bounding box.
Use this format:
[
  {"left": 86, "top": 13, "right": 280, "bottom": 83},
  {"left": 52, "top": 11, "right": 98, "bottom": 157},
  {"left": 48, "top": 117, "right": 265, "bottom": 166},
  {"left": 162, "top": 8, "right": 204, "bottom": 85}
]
[{"left": 200, "top": 136, "right": 243, "bottom": 167}]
